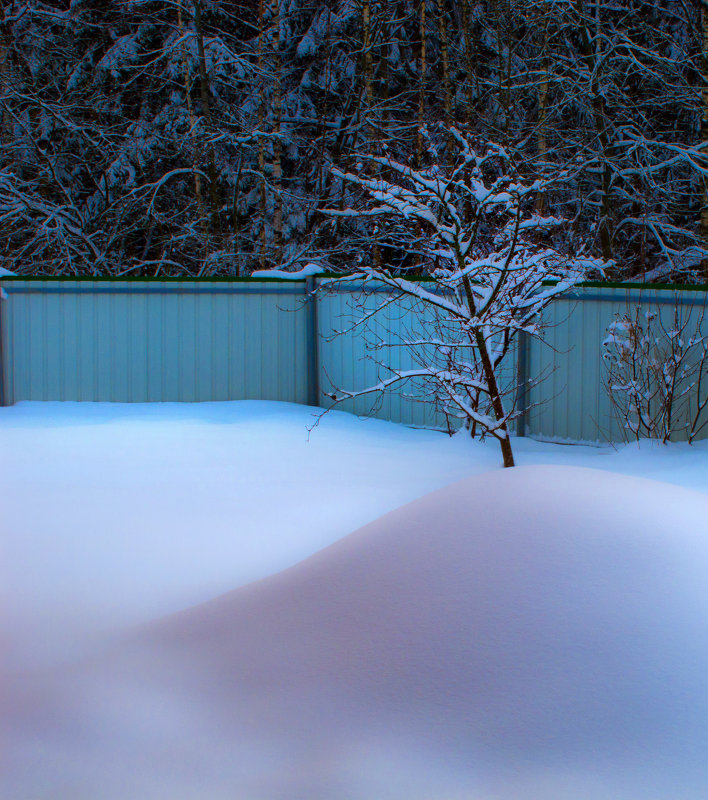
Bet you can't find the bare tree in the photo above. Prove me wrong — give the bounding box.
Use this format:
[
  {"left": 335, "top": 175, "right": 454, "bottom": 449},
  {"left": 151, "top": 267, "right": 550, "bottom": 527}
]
[
  {"left": 324, "top": 126, "right": 601, "bottom": 467},
  {"left": 603, "top": 300, "right": 708, "bottom": 443}
]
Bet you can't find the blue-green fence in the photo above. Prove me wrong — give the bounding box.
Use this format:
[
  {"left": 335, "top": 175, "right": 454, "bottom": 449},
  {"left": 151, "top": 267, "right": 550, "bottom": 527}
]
[{"left": 1, "top": 277, "right": 707, "bottom": 443}]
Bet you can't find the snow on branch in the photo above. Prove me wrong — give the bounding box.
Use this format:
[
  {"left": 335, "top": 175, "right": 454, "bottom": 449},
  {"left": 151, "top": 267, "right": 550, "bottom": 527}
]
[{"left": 321, "top": 126, "right": 606, "bottom": 466}]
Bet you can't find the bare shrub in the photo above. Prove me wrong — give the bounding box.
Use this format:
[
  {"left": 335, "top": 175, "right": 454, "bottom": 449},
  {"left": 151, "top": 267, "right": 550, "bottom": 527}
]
[{"left": 602, "top": 302, "right": 708, "bottom": 443}]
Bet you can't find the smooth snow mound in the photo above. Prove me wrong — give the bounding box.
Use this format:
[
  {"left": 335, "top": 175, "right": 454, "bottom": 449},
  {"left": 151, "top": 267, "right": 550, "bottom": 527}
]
[
  {"left": 5, "top": 465, "right": 708, "bottom": 800},
  {"left": 1, "top": 400, "right": 492, "bottom": 669}
]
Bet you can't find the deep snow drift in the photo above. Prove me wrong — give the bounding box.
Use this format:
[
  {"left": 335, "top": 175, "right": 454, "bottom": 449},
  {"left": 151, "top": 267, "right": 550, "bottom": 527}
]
[
  {"left": 4, "top": 465, "right": 708, "bottom": 800},
  {"left": 0, "top": 400, "right": 498, "bottom": 669},
  {"left": 5, "top": 400, "right": 708, "bottom": 673}
]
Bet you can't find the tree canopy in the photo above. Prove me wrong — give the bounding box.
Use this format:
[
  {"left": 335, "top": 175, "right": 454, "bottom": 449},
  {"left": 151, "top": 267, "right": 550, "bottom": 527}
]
[{"left": 0, "top": 0, "right": 705, "bottom": 281}]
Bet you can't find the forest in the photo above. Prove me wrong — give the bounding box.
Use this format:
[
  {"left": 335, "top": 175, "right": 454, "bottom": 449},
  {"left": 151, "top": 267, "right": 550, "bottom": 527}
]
[{"left": 0, "top": 0, "right": 706, "bottom": 282}]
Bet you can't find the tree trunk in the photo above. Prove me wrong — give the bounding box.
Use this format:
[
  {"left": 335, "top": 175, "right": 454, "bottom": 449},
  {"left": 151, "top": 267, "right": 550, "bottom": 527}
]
[
  {"left": 460, "top": 0, "right": 475, "bottom": 129},
  {"left": 436, "top": 0, "right": 452, "bottom": 130},
  {"left": 461, "top": 275, "right": 515, "bottom": 467},
  {"left": 257, "top": 0, "right": 267, "bottom": 268},
  {"left": 701, "top": 0, "right": 708, "bottom": 278},
  {"left": 232, "top": 155, "right": 243, "bottom": 276},
  {"left": 535, "top": 12, "right": 550, "bottom": 216},
  {"left": 307, "top": 6, "right": 333, "bottom": 232},
  {"left": 272, "top": 0, "right": 283, "bottom": 264},
  {"left": 361, "top": 0, "right": 381, "bottom": 267},
  {"left": 193, "top": 0, "right": 221, "bottom": 243},
  {"left": 362, "top": 0, "right": 374, "bottom": 124},
  {"left": 475, "top": 327, "right": 515, "bottom": 467},
  {"left": 577, "top": 0, "right": 614, "bottom": 263},
  {"left": 487, "top": 0, "right": 510, "bottom": 142},
  {"left": 0, "top": 26, "right": 9, "bottom": 138},
  {"left": 416, "top": 0, "right": 427, "bottom": 167},
  {"left": 177, "top": 6, "right": 206, "bottom": 227}
]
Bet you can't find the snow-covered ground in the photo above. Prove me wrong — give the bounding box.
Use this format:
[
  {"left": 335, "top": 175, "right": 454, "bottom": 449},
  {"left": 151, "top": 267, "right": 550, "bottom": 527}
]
[
  {"left": 0, "top": 400, "right": 498, "bottom": 668},
  {"left": 2, "top": 400, "right": 708, "bottom": 799},
  {"left": 3, "top": 399, "right": 708, "bottom": 669}
]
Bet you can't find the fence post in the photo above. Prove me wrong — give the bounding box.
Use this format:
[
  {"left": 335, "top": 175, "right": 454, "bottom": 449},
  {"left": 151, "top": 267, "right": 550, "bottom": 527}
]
[
  {"left": 305, "top": 276, "right": 320, "bottom": 407},
  {"left": 0, "top": 287, "right": 7, "bottom": 407},
  {"left": 516, "top": 329, "right": 529, "bottom": 437}
]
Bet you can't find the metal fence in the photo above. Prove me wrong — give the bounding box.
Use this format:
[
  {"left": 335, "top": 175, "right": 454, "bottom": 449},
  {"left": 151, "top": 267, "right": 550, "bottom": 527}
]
[
  {"left": 0, "top": 279, "right": 312, "bottom": 408},
  {"left": 523, "top": 285, "right": 708, "bottom": 443},
  {"left": 1, "top": 276, "right": 707, "bottom": 443}
]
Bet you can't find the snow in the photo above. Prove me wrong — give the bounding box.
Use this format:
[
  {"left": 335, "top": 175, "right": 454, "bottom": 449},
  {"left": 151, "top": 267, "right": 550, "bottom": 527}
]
[
  {"left": 0, "top": 265, "right": 16, "bottom": 296},
  {"left": 3, "top": 399, "right": 708, "bottom": 667},
  {"left": 251, "top": 262, "right": 325, "bottom": 279},
  {"left": 296, "top": 9, "right": 332, "bottom": 59},
  {"left": 3, "top": 401, "right": 708, "bottom": 798},
  {"left": 0, "top": 401, "right": 493, "bottom": 668},
  {"left": 96, "top": 33, "right": 140, "bottom": 76}
]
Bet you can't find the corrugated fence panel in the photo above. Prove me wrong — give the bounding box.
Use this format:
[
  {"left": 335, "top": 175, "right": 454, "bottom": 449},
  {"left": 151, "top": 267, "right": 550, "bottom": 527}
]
[
  {"left": 597, "top": 293, "right": 623, "bottom": 442},
  {"left": 0, "top": 280, "right": 308, "bottom": 405},
  {"left": 245, "top": 293, "right": 261, "bottom": 399},
  {"left": 317, "top": 282, "right": 382, "bottom": 419},
  {"left": 110, "top": 287, "right": 129, "bottom": 402},
  {"left": 527, "top": 292, "right": 618, "bottom": 443},
  {"left": 2, "top": 278, "right": 708, "bottom": 442},
  {"left": 209, "top": 293, "right": 227, "bottom": 401},
  {"left": 227, "top": 294, "right": 244, "bottom": 400},
  {"left": 318, "top": 283, "right": 450, "bottom": 429},
  {"left": 195, "top": 293, "right": 212, "bottom": 402},
  {"left": 523, "top": 287, "right": 708, "bottom": 443},
  {"left": 29, "top": 290, "right": 45, "bottom": 399},
  {"left": 525, "top": 308, "right": 550, "bottom": 439}
]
